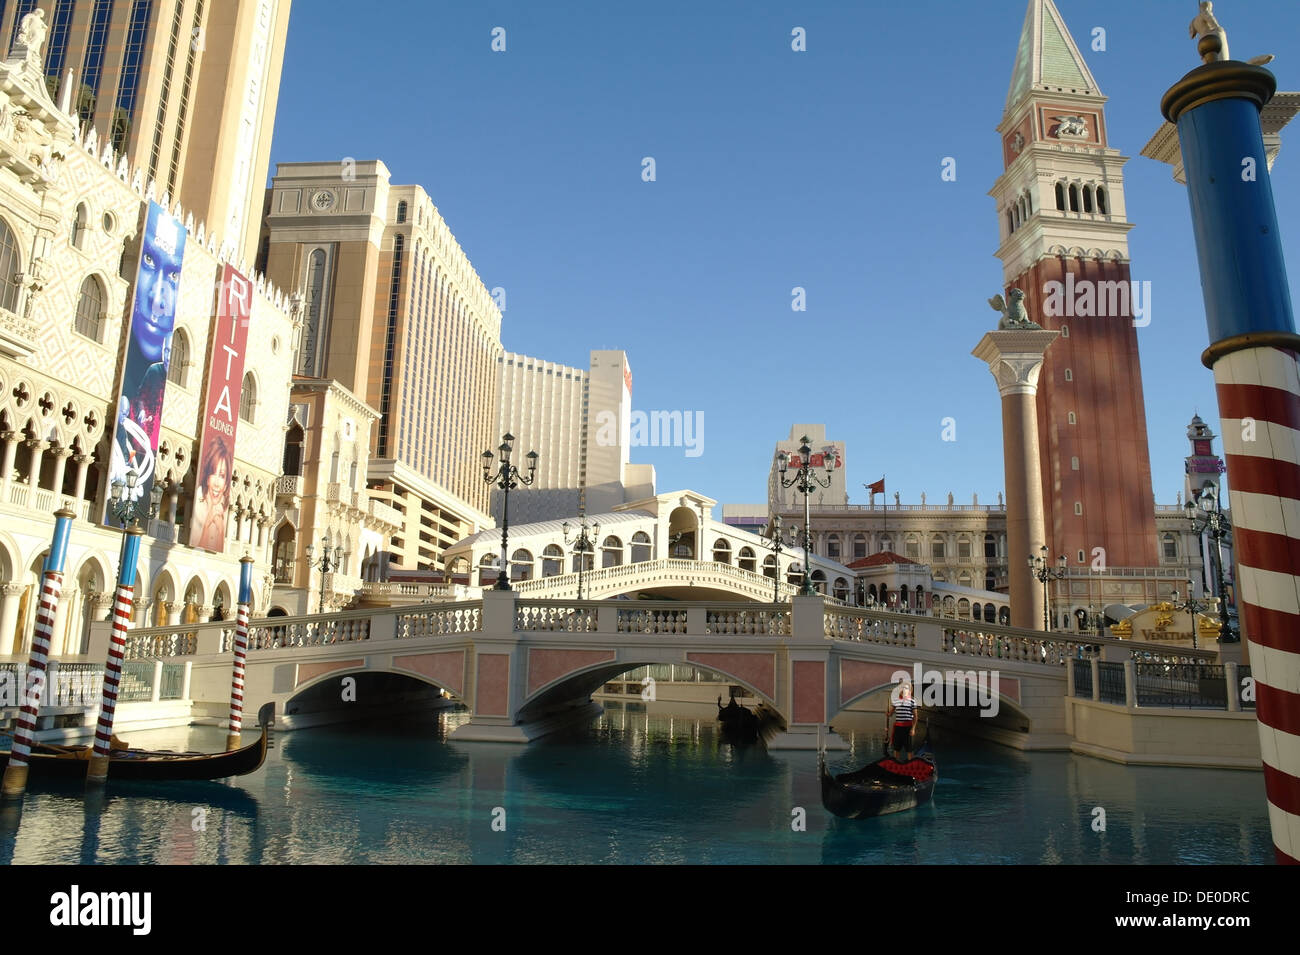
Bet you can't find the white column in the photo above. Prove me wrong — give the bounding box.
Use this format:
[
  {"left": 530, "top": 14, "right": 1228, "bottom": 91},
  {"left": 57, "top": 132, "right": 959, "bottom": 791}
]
[
  {"left": 50, "top": 585, "right": 76, "bottom": 657},
  {"left": 49, "top": 447, "right": 71, "bottom": 500},
  {"left": 25, "top": 439, "right": 47, "bottom": 487},
  {"left": 0, "top": 431, "right": 18, "bottom": 484},
  {"left": 0, "top": 582, "right": 24, "bottom": 655},
  {"left": 134, "top": 596, "right": 154, "bottom": 628},
  {"left": 165, "top": 601, "right": 182, "bottom": 626},
  {"left": 72, "top": 453, "right": 91, "bottom": 506}
]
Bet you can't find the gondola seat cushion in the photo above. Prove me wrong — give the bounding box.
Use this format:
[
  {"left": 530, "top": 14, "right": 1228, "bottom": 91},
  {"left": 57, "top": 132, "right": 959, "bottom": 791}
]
[{"left": 879, "top": 758, "right": 934, "bottom": 781}]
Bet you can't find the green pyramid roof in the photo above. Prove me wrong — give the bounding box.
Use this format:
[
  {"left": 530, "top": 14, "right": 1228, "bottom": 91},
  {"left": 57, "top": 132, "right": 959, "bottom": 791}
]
[{"left": 1005, "top": 0, "right": 1101, "bottom": 115}]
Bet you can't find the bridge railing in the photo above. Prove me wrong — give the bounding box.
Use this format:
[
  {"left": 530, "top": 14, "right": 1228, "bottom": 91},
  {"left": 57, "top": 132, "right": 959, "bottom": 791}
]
[
  {"left": 824, "top": 607, "right": 916, "bottom": 647},
  {"left": 511, "top": 557, "right": 808, "bottom": 603},
  {"left": 512, "top": 599, "right": 792, "bottom": 636}
]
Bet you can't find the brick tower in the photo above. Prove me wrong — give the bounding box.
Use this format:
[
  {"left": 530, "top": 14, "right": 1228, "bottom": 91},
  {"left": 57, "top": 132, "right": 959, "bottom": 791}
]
[{"left": 991, "top": 0, "right": 1159, "bottom": 578}]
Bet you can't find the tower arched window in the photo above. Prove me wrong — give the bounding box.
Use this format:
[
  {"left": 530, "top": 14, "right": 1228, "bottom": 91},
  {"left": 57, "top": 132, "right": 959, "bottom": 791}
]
[
  {"left": 1071, "top": 456, "right": 1079, "bottom": 470},
  {"left": 72, "top": 202, "right": 89, "bottom": 249},
  {"left": 239, "top": 372, "right": 257, "bottom": 423},
  {"left": 1060, "top": 324, "right": 1069, "bottom": 338},
  {"left": 1055, "top": 182, "right": 1065, "bottom": 210},
  {"left": 167, "top": 328, "right": 189, "bottom": 384},
  {"left": 396, "top": 201, "right": 407, "bottom": 224},
  {"left": 74, "top": 274, "right": 105, "bottom": 342},
  {"left": 1068, "top": 184, "right": 1079, "bottom": 212},
  {"left": 1068, "top": 411, "right": 1077, "bottom": 425},
  {"left": 300, "top": 248, "right": 328, "bottom": 376},
  {"left": 1064, "top": 368, "right": 1073, "bottom": 381},
  {"left": 1082, "top": 186, "right": 1094, "bottom": 213},
  {"left": 0, "top": 217, "right": 21, "bottom": 313},
  {"left": 1007, "top": 210, "right": 1015, "bottom": 234},
  {"left": 1096, "top": 187, "right": 1107, "bottom": 214}
]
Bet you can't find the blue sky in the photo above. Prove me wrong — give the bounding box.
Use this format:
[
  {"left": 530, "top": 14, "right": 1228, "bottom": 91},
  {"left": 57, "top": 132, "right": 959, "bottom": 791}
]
[{"left": 268, "top": 0, "right": 1300, "bottom": 511}]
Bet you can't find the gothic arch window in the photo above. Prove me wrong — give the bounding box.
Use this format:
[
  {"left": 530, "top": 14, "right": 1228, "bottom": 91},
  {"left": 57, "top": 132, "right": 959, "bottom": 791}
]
[
  {"left": 72, "top": 202, "right": 89, "bottom": 249},
  {"left": 1055, "top": 182, "right": 1065, "bottom": 211},
  {"left": 1068, "top": 183, "right": 1079, "bottom": 212},
  {"left": 300, "top": 248, "right": 328, "bottom": 375},
  {"left": 396, "top": 201, "right": 407, "bottom": 224},
  {"left": 0, "top": 216, "right": 21, "bottom": 312},
  {"left": 1007, "top": 210, "right": 1014, "bottom": 234},
  {"left": 239, "top": 372, "right": 257, "bottom": 423},
  {"left": 1071, "top": 456, "right": 1080, "bottom": 470},
  {"left": 1064, "top": 368, "right": 1073, "bottom": 381},
  {"left": 1068, "top": 411, "right": 1077, "bottom": 424},
  {"left": 282, "top": 422, "right": 304, "bottom": 476},
  {"left": 1060, "top": 324, "right": 1069, "bottom": 338},
  {"left": 167, "top": 328, "right": 189, "bottom": 385},
  {"left": 1082, "top": 185, "right": 1094, "bottom": 213},
  {"left": 74, "top": 274, "right": 106, "bottom": 342},
  {"left": 1096, "top": 187, "right": 1107, "bottom": 214}
]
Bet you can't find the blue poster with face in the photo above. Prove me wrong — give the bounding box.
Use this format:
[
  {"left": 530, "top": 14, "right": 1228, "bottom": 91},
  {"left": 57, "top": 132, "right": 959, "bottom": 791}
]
[{"left": 104, "top": 201, "right": 187, "bottom": 526}]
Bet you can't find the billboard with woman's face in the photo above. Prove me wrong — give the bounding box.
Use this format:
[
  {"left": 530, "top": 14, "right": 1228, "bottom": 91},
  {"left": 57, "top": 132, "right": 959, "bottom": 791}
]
[
  {"left": 104, "top": 201, "right": 187, "bottom": 526},
  {"left": 188, "top": 265, "right": 251, "bottom": 552}
]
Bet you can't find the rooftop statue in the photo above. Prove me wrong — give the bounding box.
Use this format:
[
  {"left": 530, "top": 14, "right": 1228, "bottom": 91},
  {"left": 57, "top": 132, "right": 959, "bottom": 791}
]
[
  {"left": 987, "top": 288, "right": 1041, "bottom": 330},
  {"left": 16, "top": 8, "right": 46, "bottom": 53},
  {"left": 1189, "top": 2, "right": 1229, "bottom": 64}
]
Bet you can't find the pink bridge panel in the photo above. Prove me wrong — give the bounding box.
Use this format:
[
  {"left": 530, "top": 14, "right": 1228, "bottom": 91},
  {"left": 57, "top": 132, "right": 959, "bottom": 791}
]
[
  {"left": 792, "top": 660, "right": 825, "bottom": 724},
  {"left": 686, "top": 652, "right": 775, "bottom": 699},
  {"left": 1000, "top": 676, "right": 1020, "bottom": 704},
  {"left": 296, "top": 659, "right": 364, "bottom": 687},
  {"left": 394, "top": 649, "right": 467, "bottom": 696},
  {"left": 840, "top": 660, "right": 912, "bottom": 704},
  {"left": 527, "top": 648, "right": 616, "bottom": 695},
  {"left": 476, "top": 653, "right": 510, "bottom": 716}
]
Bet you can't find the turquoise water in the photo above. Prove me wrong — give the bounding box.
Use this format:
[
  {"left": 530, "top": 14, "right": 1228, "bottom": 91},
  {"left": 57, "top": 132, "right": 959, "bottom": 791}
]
[{"left": 0, "top": 703, "right": 1273, "bottom": 864}]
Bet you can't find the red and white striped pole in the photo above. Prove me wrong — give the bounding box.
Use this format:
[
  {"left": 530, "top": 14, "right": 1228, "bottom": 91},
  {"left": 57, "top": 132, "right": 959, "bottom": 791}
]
[
  {"left": 1162, "top": 59, "right": 1300, "bottom": 863},
  {"left": 226, "top": 555, "right": 255, "bottom": 751},
  {"left": 1, "top": 508, "right": 76, "bottom": 798},
  {"left": 86, "top": 525, "right": 143, "bottom": 786}
]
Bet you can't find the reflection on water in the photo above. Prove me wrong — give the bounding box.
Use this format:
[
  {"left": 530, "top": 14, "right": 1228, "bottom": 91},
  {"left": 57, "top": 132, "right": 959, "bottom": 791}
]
[{"left": 0, "top": 703, "right": 1273, "bottom": 864}]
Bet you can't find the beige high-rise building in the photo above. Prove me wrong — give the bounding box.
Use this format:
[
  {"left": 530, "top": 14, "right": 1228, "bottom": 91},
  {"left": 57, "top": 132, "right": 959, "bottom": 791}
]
[
  {"left": 0, "top": 0, "right": 291, "bottom": 263},
  {"left": 494, "top": 348, "right": 655, "bottom": 524},
  {"left": 262, "top": 160, "right": 502, "bottom": 573}
]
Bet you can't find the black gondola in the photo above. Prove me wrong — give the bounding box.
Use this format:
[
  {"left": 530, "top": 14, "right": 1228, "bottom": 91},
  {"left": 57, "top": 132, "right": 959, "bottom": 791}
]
[
  {"left": 0, "top": 703, "right": 274, "bottom": 782},
  {"left": 819, "top": 737, "right": 937, "bottom": 818},
  {"left": 717, "top": 695, "right": 760, "bottom": 743}
]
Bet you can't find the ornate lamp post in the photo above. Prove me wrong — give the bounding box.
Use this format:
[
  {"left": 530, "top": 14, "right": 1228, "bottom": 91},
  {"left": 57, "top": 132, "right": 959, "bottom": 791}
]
[
  {"left": 481, "top": 433, "right": 537, "bottom": 591},
  {"left": 760, "top": 514, "right": 787, "bottom": 603},
  {"left": 1027, "top": 545, "right": 1067, "bottom": 632},
  {"left": 562, "top": 517, "right": 600, "bottom": 600},
  {"left": 1169, "top": 578, "right": 1211, "bottom": 651},
  {"left": 108, "top": 468, "right": 164, "bottom": 530},
  {"left": 776, "top": 435, "right": 836, "bottom": 596},
  {"left": 305, "top": 535, "right": 342, "bottom": 615},
  {"left": 1184, "top": 485, "right": 1237, "bottom": 642}
]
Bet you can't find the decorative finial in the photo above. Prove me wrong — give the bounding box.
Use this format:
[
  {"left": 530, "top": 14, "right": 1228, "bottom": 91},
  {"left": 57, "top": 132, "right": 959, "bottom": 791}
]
[
  {"left": 987, "top": 288, "right": 1042, "bottom": 330},
  {"left": 1189, "top": 2, "right": 1229, "bottom": 65}
]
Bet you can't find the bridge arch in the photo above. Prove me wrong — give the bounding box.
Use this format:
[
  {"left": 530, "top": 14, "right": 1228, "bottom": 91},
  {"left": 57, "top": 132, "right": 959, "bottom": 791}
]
[
  {"left": 834, "top": 677, "right": 1032, "bottom": 732},
  {"left": 516, "top": 656, "right": 778, "bottom": 724},
  {"left": 282, "top": 666, "right": 466, "bottom": 725}
]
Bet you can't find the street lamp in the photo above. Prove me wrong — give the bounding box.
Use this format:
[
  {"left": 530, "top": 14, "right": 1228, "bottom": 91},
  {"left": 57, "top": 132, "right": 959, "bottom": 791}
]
[
  {"left": 1184, "top": 484, "right": 1237, "bottom": 642},
  {"left": 562, "top": 517, "right": 600, "bottom": 600},
  {"left": 305, "top": 535, "right": 343, "bottom": 615},
  {"left": 1169, "top": 578, "right": 1211, "bottom": 651},
  {"left": 1027, "top": 545, "right": 1067, "bottom": 632},
  {"left": 481, "top": 433, "right": 537, "bottom": 591},
  {"left": 760, "top": 514, "right": 787, "bottom": 603},
  {"left": 776, "top": 435, "right": 836, "bottom": 596},
  {"left": 108, "top": 468, "right": 164, "bottom": 529}
]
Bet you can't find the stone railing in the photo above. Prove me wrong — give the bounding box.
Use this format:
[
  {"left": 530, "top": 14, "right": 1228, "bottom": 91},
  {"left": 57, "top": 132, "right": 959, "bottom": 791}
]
[
  {"left": 617, "top": 605, "right": 689, "bottom": 634},
  {"left": 0, "top": 304, "right": 38, "bottom": 359},
  {"left": 124, "top": 628, "right": 202, "bottom": 660},
  {"left": 367, "top": 497, "right": 403, "bottom": 528},
  {"left": 516, "top": 601, "right": 597, "bottom": 633},
  {"left": 939, "top": 620, "right": 1219, "bottom": 668},
  {"left": 824, "top": 608, "right": 917, "bottom": 647},
  {"left": 396, "top": 601, "right": 482, "bottom": 637},
  {"left": 513, "top": 557, "right": 801, "bottom": 603},
  {"left": 706, "top": 607, "right": 790, "bottom": 635},
  {"left": 240, "top": 614, "right": 372, "bottom": 651},
  {"left": 276, "top": 474, "right": 303, "bottom": 498}
]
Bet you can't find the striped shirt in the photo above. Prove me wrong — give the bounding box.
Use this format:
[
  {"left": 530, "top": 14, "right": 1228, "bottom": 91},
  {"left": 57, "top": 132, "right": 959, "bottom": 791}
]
[{"left": 892, "top": 699, "right": 916, "bottom": 725}]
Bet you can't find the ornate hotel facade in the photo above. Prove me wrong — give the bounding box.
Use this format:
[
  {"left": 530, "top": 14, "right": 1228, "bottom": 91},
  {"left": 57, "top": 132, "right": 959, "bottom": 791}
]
[{"left": 0, "top": 34, "right": 299, "bottom": 654}]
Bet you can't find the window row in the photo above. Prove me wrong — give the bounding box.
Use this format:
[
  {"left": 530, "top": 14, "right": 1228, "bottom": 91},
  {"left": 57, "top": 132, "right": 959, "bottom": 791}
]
[{"left": 1054, "top": 181, "right": 1108, "bottom": 215}]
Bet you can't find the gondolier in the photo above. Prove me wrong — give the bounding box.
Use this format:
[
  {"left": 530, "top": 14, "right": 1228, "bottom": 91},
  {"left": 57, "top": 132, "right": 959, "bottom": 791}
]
[{"left": 887, "top": 683, "right": 918, "bottom": 760}]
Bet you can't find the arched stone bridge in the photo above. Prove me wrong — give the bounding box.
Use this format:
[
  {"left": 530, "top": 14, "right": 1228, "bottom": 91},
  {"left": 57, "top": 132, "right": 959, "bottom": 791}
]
[{"left": 104, "top": 594, "right": 1216, "bottom": 749}]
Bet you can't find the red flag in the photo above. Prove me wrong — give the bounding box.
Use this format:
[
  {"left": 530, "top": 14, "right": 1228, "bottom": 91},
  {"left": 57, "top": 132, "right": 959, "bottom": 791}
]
[{"left": 866, "top": 478, "right": 885, "bottom": 495}]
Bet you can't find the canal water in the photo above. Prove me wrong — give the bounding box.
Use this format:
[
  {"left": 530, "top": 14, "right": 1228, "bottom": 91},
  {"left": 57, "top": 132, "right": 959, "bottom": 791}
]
[{"left": 0, "top": 702, "right": 1272, "bottom": 864}]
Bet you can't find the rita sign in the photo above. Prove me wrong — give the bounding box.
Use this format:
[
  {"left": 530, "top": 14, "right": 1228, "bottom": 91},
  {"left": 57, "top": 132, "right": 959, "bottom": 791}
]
[
  {"left": 104, "top": 201, "right": 187, "bottom": 526},
  {"left": 188, "top": 265, "right": 252, "bottom": 552}
]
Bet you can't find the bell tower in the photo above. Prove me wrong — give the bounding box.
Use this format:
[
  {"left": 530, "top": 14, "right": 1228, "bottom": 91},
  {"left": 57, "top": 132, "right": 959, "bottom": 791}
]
[{"left": 990, "top": 0, "right": 1159, "bottom": 573}]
